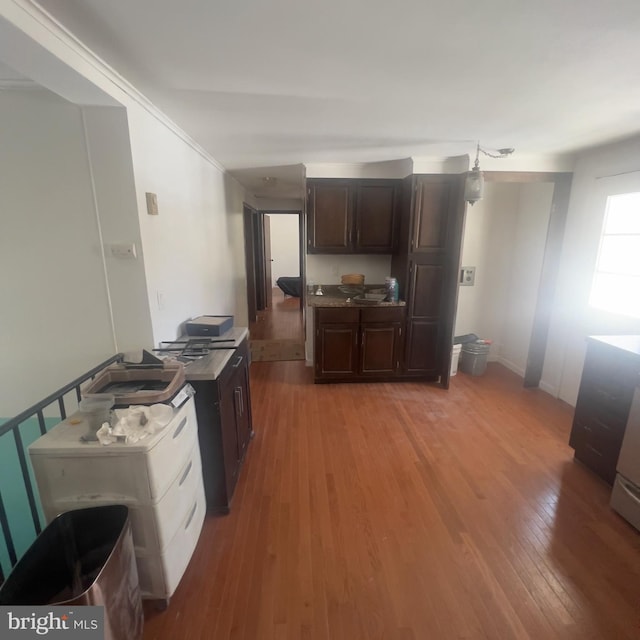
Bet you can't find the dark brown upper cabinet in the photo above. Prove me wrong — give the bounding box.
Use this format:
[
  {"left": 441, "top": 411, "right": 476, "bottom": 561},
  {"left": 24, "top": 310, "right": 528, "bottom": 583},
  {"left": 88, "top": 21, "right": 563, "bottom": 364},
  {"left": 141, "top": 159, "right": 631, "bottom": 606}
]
[
  {"left": 307, "top": 178, "right": 401, "bottom": 254},
  {"left": 411, "top": 177, "right": 451, "bottom": 252}
]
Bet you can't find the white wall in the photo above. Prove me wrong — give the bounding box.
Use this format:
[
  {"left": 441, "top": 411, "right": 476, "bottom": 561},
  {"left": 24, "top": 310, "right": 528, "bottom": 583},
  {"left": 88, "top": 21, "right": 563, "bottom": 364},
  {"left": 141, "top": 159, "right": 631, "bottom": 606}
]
[
  {"left": 82, "top": 106, "right": 154, "bottom": 352},
  {"left": 306, "top": 254, "right": 392, "bottom": 287},
  {"left": 268, "top": 214, "right": 300, "bottom": 284},
  {"left": 126, "top": 103, "right": 247, "bottom": 343},
  {"left": 455, "top": 183, "right": 519, "bottom": 342},
  {"left": 454, "top": 181, "right": 553, "bottom": 376},
  {"left": 0, "top": 5, "right": 251, "bottom": 421},
  {"left": 542, "top": 135, "right": 640, "bottom": 404},
  {"left": 501, "top": 182, "right": 553, "bottom": 375},
  {"left": 0, "top": 90, "right": 117, "bottom": 415}
]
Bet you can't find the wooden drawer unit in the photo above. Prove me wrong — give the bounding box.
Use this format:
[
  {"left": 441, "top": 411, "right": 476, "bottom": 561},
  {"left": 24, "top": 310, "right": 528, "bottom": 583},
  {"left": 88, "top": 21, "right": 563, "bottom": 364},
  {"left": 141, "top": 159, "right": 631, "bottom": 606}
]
[
  {"left": 314, "top": 305, "right": 405, "bottom": 382},
  {"left": 360, "top": 307, "right": 404, "bottom": 323},
  {"left": 316, "top": 307, "right": 360, "bottom": 324},
  {"left": 569, "top": 336, "right": 640, "bottom": 485}
]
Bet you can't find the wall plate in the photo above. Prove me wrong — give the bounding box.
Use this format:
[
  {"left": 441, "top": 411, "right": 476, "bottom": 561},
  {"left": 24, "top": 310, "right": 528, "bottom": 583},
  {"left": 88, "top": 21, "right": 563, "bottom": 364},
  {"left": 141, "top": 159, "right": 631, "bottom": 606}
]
[{"left": 460, "top": 266, "right": 475, "bottom": 286}]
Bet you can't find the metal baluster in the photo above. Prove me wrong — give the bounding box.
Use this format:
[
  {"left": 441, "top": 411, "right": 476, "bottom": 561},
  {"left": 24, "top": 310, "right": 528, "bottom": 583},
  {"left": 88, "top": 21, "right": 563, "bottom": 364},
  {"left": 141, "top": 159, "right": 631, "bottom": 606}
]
[
  {"left": 37, "top": 410, "right": 47, "bottom": 436},
  {"left": 13, "top": 428, "right": 42, "bottom": 536},
  {"left": 0, "top": 490, "right": 18, "bottom": 567}
]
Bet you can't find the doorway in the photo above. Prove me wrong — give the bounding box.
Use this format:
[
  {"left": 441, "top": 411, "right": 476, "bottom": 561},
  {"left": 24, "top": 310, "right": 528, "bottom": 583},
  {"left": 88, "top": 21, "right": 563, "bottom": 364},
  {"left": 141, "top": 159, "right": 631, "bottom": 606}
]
[
  {"left": 244, "top": 207, "right": 305, "bottom": 361},
  {"left": 453, "top": 172, "right": 571, "bottom": 389}
]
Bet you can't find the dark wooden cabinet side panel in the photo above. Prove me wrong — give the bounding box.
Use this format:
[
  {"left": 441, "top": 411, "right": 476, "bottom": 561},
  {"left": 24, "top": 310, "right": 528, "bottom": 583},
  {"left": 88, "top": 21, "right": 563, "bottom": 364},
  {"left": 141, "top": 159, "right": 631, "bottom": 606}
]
[
  {"left": 390, "top": 176, "right": 414, "bottom": 301},
  {"left": 413, "top": 177, "right": 450, "bottom": 251},
  {"left": 360, "top": 325, "right": 398, "bottom": 374},
  {"left": 191, "top": 379, "right": 229, "bottom": 512},
  {"left": 355, "top": 183, "right": 397, "bottom": 252},
  {"left": 308, "top": 182, "right": 351, "bottom": 252},
  {"left": 410, "top": 263, "right": 444, "bottom": 319},
  {"left": 190, "top": 338, "right": 254, "bottom": 513},
  {"left": 405, "top": 320, "right": 439, "bottom": 375}
]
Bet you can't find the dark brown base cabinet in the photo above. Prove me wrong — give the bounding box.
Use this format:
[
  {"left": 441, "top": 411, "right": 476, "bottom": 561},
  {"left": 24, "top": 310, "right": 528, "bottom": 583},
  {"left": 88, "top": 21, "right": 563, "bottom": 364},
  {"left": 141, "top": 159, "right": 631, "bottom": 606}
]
[
  {"left": 569, "top": 336, "right": 640, "bottom": 485},
  {"left": 315, "top": 307, "right": 404, "bottom": 382},
  {"left": 191, "top": 338, "right": 254, "bottom": 513}
]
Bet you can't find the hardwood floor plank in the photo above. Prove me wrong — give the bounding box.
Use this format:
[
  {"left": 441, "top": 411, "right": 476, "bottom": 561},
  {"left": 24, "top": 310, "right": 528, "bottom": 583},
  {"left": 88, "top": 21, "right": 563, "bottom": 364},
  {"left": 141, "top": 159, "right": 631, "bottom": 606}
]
[
  {"left": 249, "top": 289, "right": 303, "bottom": 341},
  {"left": 143, "top": 362, "right": 640, "bottom": 640}
]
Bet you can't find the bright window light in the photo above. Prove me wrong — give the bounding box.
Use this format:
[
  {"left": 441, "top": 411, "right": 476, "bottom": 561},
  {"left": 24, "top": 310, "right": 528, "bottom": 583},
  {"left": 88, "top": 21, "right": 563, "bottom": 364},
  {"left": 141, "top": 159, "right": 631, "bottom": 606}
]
[{"left": 589, "top": 192, "right": 640, "bottom": 318}]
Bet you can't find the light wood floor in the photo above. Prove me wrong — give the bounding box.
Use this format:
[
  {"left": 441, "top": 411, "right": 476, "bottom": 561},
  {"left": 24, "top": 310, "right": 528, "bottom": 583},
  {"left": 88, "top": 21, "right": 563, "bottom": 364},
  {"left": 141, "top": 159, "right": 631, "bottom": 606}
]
[
  {"left": 249, "top": 289, "right": 304, "bottom": 341},
  {"left": 143, "top": 362, "right": 640, "bottom": 640}
]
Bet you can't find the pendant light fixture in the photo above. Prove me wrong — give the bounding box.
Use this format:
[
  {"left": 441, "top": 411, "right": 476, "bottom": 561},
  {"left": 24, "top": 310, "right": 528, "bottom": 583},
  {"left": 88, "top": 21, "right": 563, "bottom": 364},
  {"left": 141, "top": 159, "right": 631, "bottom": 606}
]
[
  {"left": 464, "top": 143, "right": 484, "bottom": 206},
  {"left": 464, "top": 143, "right": 515, "bottom": 206}
]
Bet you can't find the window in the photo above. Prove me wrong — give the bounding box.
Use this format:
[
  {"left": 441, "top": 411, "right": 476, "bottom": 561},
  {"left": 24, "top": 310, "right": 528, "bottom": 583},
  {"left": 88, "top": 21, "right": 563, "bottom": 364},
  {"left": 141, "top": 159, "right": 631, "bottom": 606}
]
[{"left": 589, "top": 192, "right": 640, "bottom": 318}]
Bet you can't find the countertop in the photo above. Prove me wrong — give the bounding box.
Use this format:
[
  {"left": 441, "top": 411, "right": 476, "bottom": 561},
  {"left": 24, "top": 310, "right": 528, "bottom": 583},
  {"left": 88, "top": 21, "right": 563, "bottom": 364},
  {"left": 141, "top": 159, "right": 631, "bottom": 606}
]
[
  {"left": 588, "top": 335, "right": 640, "bottom": 358},
  {"left": 307, "top": 295, "right": 405, "bottom": 308},
  {"left": 181, "top": 327, "right": 249, "bottom": 381},
  {"left": 306, "top": 284, "right": 405, "bottom": 308}
]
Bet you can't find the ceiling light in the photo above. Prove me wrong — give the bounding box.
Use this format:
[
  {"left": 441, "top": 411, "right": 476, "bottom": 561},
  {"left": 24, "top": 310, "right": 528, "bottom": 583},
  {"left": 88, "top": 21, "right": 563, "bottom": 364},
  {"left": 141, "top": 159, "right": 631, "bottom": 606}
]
[{"left": 464, "top": 143, "right": 515, "bottom": 206}]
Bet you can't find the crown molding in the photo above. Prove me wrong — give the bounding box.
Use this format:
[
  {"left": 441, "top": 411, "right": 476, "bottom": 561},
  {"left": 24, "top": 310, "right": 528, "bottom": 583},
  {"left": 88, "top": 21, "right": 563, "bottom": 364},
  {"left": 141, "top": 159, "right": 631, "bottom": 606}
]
[
  {"left": 5, "top": 0, "right": 227, "bottom": 174},
  {"left": 0, "top": 77, "right": 40, "bottom": 90}
]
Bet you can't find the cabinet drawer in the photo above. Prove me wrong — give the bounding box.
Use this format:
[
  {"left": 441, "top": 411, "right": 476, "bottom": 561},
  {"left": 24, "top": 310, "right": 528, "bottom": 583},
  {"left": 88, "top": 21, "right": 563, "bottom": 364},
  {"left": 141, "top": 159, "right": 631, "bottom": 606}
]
[
  {"left": 135, "top": 485, "right": 206, "bottom": 598},
  {"left": 146, "top": 398, "right": 198, "bottom": 500},
  {"left": 574, "top": 438, "right": 619, "bottom": 485},
  {"left": 577, "top": 413, "right": 625, "bottom": 452},
  {"left": 571, "top": 417, "right": 622, "bottom": 485},
  {"left": 360, "top": 307, "right": 404, "bottom": 323},
  {"left": 316, "top": 307, "right": 359, "bottom": 324},
  {"left": 575, "top": 389, "right": 632, "bottom": 431}
]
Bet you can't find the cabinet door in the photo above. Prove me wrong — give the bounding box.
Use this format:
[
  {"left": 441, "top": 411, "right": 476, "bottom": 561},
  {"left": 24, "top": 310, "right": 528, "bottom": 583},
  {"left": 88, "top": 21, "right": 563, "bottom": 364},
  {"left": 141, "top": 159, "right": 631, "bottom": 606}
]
[
  {"left": 307, "top": 181, "right": 353, "bottom": 253},
  {"left": 411, "top": 176, "right": 452, "bottom": 253},
  {"left": 219, "top": 377, "right": 240, "bottom": 500},
  {"left": 231, "top": 352, "right": 252, "bottom": 460},
  {"left": 360, "top": 323, "right": 401, "bottom": 375},
  {"left": 404, "top": 320, "right": 439, "bottom": 376},
  {"left": 354, "top": 181, "right": 399, "bottom": 253},
  {"left": 316, "top": 324, "right": 359, "bottom": 378},
  {"left": 403, "top": 262, "right": 445, "bottom": 376}
]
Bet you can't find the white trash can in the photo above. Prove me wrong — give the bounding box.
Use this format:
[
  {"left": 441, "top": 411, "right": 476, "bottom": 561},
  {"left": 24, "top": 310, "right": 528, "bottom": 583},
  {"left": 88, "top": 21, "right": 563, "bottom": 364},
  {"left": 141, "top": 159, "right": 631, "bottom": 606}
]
[{"left": 450, "top": 344, "right": 462, "bottom": 376}]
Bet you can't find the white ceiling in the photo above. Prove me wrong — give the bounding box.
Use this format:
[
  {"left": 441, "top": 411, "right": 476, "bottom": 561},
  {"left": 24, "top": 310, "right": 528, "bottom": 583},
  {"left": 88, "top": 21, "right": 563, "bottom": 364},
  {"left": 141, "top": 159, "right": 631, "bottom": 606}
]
[{"left": 32, "top": 0, "right": 640, "bottom": 197}]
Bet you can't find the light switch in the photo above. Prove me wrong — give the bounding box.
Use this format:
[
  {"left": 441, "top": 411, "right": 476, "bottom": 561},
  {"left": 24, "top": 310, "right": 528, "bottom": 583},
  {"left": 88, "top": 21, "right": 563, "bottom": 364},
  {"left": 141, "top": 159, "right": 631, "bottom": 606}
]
[
  {"left": 460, "top": 266, "right": 475, "bottom": 286},
  {"left": 146, "top": 192, "right": 159, "bottom": 215}
]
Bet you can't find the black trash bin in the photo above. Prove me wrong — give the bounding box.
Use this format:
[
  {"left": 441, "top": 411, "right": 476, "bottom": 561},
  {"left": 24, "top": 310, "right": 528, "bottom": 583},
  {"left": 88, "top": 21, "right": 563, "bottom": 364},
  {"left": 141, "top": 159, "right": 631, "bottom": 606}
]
[{"left": 0, "top": 505, "right": 143, "bottom": 640}]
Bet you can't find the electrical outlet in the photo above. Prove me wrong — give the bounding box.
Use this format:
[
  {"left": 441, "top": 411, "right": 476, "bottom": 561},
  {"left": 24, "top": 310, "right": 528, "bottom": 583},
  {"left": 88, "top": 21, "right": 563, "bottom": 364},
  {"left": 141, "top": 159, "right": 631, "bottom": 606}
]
[
  {"left": 110, "top": 243, "right": 137, "bottom": 259},
  {"left": 460, "top": 266, "right": 476, "bottom": 286}
]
